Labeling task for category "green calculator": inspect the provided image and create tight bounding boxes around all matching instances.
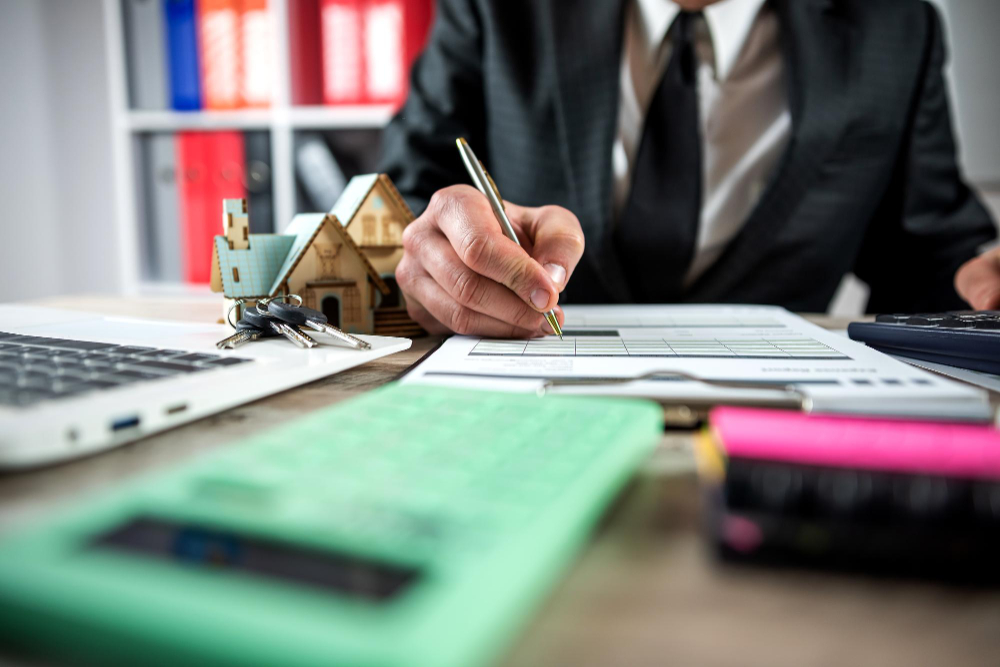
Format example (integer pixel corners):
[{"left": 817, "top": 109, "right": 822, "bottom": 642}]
[{"left": 0, "top": 384, "right": 662, "bottom": 667}]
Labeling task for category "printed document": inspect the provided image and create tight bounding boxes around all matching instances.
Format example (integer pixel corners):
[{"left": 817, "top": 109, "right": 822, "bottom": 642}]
[{"left": 402, "top": 305, "right": 988, "bottom": 418}]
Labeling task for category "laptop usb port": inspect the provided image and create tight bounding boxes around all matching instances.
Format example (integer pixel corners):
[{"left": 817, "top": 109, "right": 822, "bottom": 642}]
[{"left": 110, "top": 416, "right": 141, "bottom": 432}]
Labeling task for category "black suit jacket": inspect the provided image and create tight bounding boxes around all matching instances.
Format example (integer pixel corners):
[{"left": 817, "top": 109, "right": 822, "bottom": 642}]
[{"left": 378, "top": 0, "right": 996, "bottom": 311}]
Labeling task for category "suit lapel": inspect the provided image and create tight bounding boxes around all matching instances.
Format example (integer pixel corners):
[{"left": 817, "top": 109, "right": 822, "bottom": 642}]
[
  {"left": 546, "top": 0, "right": 632, "bottom": 302},
  {"left": 685, "top": 0, "right": 856, "bottom": 302}
]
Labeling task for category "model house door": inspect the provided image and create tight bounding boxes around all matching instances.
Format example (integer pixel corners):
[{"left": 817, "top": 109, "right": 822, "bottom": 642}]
[
  {"left": 379, "top": 275, "right": 401, "bottom": 309},
  {"left": 321, "top": 295, "right": 341, "bottom": 327}
]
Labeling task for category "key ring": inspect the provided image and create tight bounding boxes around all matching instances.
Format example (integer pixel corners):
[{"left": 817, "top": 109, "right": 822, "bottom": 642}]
[
  {"left": 259, "top": 293, "right": 303, "bottom": 308},
  {"left": 226, "top": 298, "right": 248, "bottom": 329}
]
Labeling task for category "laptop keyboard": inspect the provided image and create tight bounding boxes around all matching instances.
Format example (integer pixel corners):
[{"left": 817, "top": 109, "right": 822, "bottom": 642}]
[{"left": 0, "top": 331, "right": 252, "bottom": 408}]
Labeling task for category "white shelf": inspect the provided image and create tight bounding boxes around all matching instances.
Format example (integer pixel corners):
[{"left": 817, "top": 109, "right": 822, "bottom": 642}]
[
  {"left": 288, "top": 104, "right": 396, "bottom": 129},
  {"left": 125, "top": 109, "right": 274, "bottom": 131},
  {"left": 125, "top": 105, "right": 395, "bottom": 132}
]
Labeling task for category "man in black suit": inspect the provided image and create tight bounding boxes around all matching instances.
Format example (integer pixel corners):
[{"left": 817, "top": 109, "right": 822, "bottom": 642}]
[{"left": 379, "top": 0, "right": 999, "bottom": 337}]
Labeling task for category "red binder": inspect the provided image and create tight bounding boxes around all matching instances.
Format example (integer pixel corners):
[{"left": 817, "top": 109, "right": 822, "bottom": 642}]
[
  {"left": 240, "top": 0, "right": 273, "bottom": 107},
  {"left": 363, "top": 0, "right": 406, "bottom": 105},
  {"left": 289, "top": 0, "right": 324, "bottom": 105},
  {"left": 320, "top": 0, "right": 434, "bottom": 107},
  {"left": 178, "top": 132, "right": 246, "bottom": 283},
  {"left": 403, "top": 0, "right": 434, "bottom": 68},
  {"left": 198, "top": 0, "right": 242, "bottom": 109},
  {"left": 320, "top": 0, "right": 365, "bottom": 105}
]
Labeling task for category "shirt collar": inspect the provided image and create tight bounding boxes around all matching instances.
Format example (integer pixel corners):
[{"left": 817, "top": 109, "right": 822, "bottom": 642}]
[{"left": 634, "top": 0, "right": 770, "bottom": 81}]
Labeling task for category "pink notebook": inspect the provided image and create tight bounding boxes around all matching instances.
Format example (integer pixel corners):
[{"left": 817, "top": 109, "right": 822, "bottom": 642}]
[{"left": 709, "top": 407, "right": 1000, "bottom": 480}]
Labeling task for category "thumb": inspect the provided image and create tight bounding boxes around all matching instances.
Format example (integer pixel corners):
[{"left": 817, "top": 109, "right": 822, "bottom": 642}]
[{"left": 507, "top": 204, "right": 586, "bottom": 293}]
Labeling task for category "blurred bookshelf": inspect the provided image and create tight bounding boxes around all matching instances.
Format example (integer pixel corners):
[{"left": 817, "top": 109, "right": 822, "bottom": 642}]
[{"left": 103, "top": 0, "right": 431, "bottom": 293}]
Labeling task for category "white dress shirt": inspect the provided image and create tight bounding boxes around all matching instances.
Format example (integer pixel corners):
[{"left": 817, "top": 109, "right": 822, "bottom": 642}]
[{"left": 612, "top": 0, "right": 791, "bottom": 284}]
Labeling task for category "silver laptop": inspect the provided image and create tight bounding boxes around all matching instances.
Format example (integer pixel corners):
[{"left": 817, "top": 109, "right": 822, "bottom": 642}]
[{"left": 0, "top": 305, "right": 411, "bottom": 469}]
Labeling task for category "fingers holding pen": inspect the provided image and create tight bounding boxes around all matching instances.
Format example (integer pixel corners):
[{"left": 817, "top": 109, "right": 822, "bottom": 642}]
[
  {"left": 403, "top": 223, "right": 549, "bottom": 332},
  {"left": 396, "top": 184, "right": 579, "bottom": 337},
  {"left": 427, "top": 186, "right": 561, "bottom": 313},
  {"left": 397, "top": 254, "right": 543, "bottom": 338}
]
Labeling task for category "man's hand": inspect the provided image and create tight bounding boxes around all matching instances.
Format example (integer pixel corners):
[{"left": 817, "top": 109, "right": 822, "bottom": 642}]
[
  {"left": 956, "top": 247, "right": 1000, "bottom": 310},
  {"left": 397, "top": 185, "right": 585, "bottom": 337}
]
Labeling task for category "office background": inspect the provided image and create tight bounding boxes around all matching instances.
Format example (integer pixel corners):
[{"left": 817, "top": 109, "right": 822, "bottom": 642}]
[{"left": 1, "top": 0, "right": 997, "bottom": 313}]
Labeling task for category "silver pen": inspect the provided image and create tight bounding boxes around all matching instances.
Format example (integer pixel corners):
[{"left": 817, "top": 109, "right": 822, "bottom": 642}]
[{"left": 455, "top": 137, "right": 564, "bottom": 339}]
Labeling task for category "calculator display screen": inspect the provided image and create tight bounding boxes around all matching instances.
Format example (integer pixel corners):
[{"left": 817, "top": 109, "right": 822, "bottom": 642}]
[{"left": 91, "top": 517, "right": 419, "bottom": 601}]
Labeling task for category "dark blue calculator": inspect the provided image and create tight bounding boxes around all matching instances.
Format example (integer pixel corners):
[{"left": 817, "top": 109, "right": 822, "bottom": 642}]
[{"left": 848, "top": 311, "right": 1000, "bottom": 375}]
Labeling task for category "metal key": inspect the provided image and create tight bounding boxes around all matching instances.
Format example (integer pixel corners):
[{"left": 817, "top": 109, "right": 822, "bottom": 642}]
[
  {"left": 228, "top": 320, "right": 278, "bottom": 349},
  {"left": 243, "top": 307, "right": 318, "bottom": 349},
  {"left": 216, "top": 320, "right": 268, "bottom": 349},
  {"left": 267, "top": 301, "right": 371, "bottom": 350}
]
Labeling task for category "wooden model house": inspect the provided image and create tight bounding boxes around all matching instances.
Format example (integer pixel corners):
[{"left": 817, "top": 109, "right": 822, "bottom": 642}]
[
  {"left": 209, "top": 174, "right": 422, "bottom": 336},
  {"left": 330, "top": 174, "right": 417, "bottom": 335}
]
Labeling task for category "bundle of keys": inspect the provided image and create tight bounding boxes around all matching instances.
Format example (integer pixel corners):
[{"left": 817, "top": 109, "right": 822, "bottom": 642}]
[{"left": 216, "top": 296, "right": 371, "bottom": 351}]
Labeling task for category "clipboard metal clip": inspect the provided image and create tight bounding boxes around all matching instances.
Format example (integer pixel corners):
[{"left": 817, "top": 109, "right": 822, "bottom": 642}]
[{"left": 536, "top": 371, "right": 813, "bottom": 427}]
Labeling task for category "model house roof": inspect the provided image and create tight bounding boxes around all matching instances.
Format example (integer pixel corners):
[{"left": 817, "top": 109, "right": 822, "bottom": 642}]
[
  {"left": 268, "top": 213, "right": 327, "bottom": 295},
  {"left": 267, "top": 214, "right": 391, "bottom": 296},
  {"left": 330, "top": 173, "right": 414, "bottom": 227},
  {"left": 214, "top": 234, "right": 295, "bottom": 298}
]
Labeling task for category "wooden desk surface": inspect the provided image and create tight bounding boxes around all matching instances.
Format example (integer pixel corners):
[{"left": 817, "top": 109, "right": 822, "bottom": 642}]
[{"left": 3, "top": 296, "right": 999, "bottom": 667}]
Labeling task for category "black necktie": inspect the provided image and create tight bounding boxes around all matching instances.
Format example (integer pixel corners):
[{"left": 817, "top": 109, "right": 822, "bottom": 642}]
[{"left": 614, "top": 11, "right": 702, "bottom": 303}]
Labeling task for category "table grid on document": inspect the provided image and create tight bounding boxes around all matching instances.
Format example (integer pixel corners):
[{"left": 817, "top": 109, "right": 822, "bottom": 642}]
[
  {"left": 560, "top": 316, "right": 784, "bottom": 327},
  {"left": 469, "top": 337, "right": 849, "bottom": 359}
]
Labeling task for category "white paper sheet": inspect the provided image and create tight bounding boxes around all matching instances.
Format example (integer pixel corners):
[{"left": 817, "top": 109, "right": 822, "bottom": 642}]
[{"left": 402, "top": 305, "right": 990, "bottom": 420}]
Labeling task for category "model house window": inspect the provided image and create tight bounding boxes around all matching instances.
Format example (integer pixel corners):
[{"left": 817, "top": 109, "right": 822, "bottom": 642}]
[
  {"left": 344, "top": 286, "right": 362, "bottom": 322},
  {"left": 362, "top": 215, "right": 377, "bottom": 245},
  {"left": 381, "top": 216, "right": 401, "bottom": 245}
]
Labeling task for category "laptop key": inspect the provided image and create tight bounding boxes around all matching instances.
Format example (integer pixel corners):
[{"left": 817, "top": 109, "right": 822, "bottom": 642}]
[
  {"left": 52, "top": 355, "right": 87, "bottom": 366},
  {"left": 121, "top": 360, "right": 206, "bottom": 374},
  {"left": 95, "top": 370, "right": 165, "bottom": 384},
  {"left": 171, "top": 353, "right": 226, "bottom": 364},
  {"left": 206, "top": 356, "right": 252, "bottom": 367},
  {"left": 114, "top": 346, "right": 156, "bottom": 355},
  {"left": 24, "top": 338, "right": 118, "bottom": 351},
  {"left": 21, "top": 363, "right": 60, "bottom": 376},
  {"left": 133, "top": 349, "right": 187, "bottom": 358},
  {"left": 74, "top": 379, "right": 124, "bottom": 390}
]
